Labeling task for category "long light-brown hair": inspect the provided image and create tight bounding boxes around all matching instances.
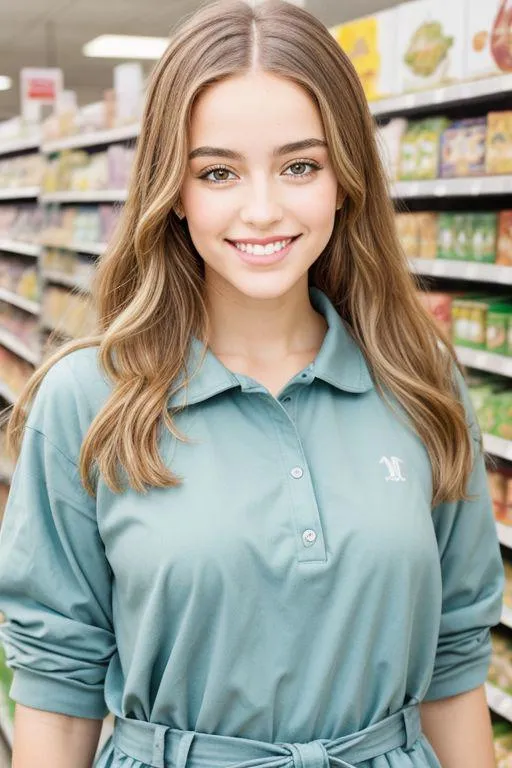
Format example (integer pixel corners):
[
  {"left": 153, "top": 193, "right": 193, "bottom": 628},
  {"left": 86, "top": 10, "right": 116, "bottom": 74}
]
[{"left": 2, "top": 0, "right": 473, "bottom": 506}]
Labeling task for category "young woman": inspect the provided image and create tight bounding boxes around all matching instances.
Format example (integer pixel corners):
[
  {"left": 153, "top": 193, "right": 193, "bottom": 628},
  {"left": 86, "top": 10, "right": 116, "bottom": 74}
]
[{"left": 0, "top": 1, "right": 504, "bottom": 766}]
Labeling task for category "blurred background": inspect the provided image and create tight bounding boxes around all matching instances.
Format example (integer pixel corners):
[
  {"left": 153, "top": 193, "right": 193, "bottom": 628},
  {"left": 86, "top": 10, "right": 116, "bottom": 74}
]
[{"left": 2, "top": 0, "right": 512, "bottom": 765}]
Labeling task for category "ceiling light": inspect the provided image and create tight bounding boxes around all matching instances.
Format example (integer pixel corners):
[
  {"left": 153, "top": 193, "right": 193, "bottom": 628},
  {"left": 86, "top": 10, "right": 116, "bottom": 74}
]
[
  {"left": 0, "top": 76, "right": 12, "bottom": 91},
  {"left": 83, "top": 35, "right": 169, "bottom": 60}
]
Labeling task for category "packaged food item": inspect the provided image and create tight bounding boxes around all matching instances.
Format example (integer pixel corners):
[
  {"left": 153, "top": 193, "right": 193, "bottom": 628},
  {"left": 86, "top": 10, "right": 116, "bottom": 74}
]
[
  {"left": 452, "top": 296, "right": 489, "bottom": 348},
  {"left": 487, "top": 304, "right": 512, "bottom": 353},
  {"left": 453, "top": 214, "right": 470, "bottom": 260},
  {"left": 469, "top": 212, "right": 498, "bottom": 262},
  {"left": 498, "top": 211, "right": 512, "bottom": 266},
  {"left": 377, "top": 118, "right": 408, "bottom": 182},
  {"left": 467, "top": 0, "right": 512, "bottom": 79},
  {"left": 440, "top": 118, "right": 487, "bottom": 177},
  {"left": 330, "top": 8, "right": 399, "bottom": 101},
  {"left": 486, "top": 111, "right": 512, "bottom": 174},
  {"left": 397, "top": 0, "right": 467, "bottom": 93},
  {"left": 395, "top": 213, "right": 419, "bottom": 258},
  {"left": 398, "top": 117, "right": 450, "bottom": 180},
  {"left": 417, "top": 291, "right": 454, "bottom": 336},
  {"left": 417, "top": 212, "right": 438, "bottom": 259},
  {"left": 437, "top": 212, "right": 456, "bottom": 259}
]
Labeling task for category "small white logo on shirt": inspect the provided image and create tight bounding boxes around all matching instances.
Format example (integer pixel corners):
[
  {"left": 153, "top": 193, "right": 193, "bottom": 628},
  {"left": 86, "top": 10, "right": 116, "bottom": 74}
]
[{"left": 380, "top": 456, "right": 406, "bottom": 482}]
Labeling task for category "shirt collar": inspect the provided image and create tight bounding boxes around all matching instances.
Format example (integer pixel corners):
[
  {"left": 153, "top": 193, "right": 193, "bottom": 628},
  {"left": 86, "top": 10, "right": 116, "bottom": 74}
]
[{"left": 167, "top": 287, "right": 373, "bottom": 408}]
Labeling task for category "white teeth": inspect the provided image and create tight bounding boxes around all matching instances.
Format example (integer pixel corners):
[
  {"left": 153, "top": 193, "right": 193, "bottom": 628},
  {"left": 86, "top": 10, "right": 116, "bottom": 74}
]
[{"left": 233, "top": 238, "right": 292, "bottom": 255}]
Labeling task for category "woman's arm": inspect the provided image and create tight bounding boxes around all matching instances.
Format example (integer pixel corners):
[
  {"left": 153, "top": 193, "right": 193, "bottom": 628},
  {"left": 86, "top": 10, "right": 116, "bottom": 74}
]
[
  {"left": 12, "top": 703, "right": 102, "bottom": 768},
  {"left": 420, "top": 685, "right": 495, "bottom": 768}
]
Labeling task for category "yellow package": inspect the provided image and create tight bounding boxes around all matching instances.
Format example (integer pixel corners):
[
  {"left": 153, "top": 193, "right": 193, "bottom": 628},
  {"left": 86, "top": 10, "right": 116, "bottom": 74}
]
[{"left": 486, "top": 112, "right": 512, "bottom": 176}]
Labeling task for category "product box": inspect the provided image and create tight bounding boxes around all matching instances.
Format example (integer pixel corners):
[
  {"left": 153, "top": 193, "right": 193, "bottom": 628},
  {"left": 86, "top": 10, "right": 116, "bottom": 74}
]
[
  {"left": 398, "top": 117, "right": 450, "bottom": 180},
  {"left": 486, "top": 111, "right": 512, "bottom": 174},
  {"left": 440, "top": 117, "right": 487, "bottom": 178},
  {"left": 467, "top": 0, "right": 512, "bottom": 80},
  {"left": 487, "top": 304, "right": 512, "bottom": 353},
  {"left": 397, "top": 0, "right": 467, "bottom": 93},
  {"left": 417, "top": 290, "right": 454, "bottom": 336},
  {"left": 377, "top": 118, "right": 408, "bottom": 182},
  {"left": 330, "top": 8, "right": 399, "bottom": 101},
  {"left": 498, "top": 210, "right": 512, "bottom": 265},
  {"left": 417, "top": 212, "right": 438, "bottom": 259},
  {"left": 469, "top": 212, "right": 498, "bottom": 262},
  {"left": 396, "top": 213, "right": 419, "bottom": 258}
]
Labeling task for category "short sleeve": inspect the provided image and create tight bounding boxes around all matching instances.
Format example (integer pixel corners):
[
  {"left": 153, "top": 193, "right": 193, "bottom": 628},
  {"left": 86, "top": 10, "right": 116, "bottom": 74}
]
[
  {"left": 423, "top": 365, "right": 505, "bottom": 701},
  {"left": 0, "top": 358, "right": 116, "bottom": 719}
]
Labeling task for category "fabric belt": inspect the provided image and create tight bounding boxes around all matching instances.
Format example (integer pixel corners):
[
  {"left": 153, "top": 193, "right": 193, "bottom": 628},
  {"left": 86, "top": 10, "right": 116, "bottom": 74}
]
[{"left": 112, "top": 702, "right": 421, "bottom": 768}]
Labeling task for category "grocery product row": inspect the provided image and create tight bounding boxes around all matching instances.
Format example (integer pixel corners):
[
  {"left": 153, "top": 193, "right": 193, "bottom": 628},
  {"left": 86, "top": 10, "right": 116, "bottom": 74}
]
[
  {"left": 330, "top": 0, "right": 512, "bottom": 102},
  {"left": 396, "top": 210, "right": 512, "bottom": 265},
  {"left": 0, "top": 154, "right": 44, "bottom": 192},
  {"left": 42, "top": 144, "right": 135, "bottom": 194},
  {"left": 379, "top": 111, "right": 512, "bottom": 184}
]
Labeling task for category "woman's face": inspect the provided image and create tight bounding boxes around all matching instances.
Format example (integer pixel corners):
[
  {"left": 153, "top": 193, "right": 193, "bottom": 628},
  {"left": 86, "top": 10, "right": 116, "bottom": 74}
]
[{"left": 179, "top": 71, "right": 341, "bottom": 302}]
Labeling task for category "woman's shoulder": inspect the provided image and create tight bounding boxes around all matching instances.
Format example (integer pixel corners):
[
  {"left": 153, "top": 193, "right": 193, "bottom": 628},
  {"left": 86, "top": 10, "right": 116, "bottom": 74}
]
[{"left": 25, "top": 345, "right": 114, "bottom": 461}]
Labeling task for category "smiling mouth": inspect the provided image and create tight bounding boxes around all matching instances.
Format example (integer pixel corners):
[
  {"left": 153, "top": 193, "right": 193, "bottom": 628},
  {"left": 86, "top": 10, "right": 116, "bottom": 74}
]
[{"left": 226, "top": 235, "right": 301, "bottom": 255}]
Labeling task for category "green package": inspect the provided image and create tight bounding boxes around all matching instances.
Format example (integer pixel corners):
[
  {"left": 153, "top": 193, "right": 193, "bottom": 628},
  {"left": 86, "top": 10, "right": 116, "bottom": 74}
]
[
  {"left": 486, "top": 304, "right": 512, "bottom": 355},
  {"left": 437, "top": 212, "right": 456, "bottom": 259},
  {"left": 469, "top": 213, "right": 497, "bottom": 263}
]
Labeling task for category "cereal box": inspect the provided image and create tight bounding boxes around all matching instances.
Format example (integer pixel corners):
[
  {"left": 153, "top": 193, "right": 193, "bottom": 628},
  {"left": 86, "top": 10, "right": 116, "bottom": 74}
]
[
  {"left": 397, "top": 0, "right": 467, "bottom": 93},
  {"left": 486, "top": 111, "right": 512, "bottom": 174},
  {"left": 467, "top": 0, "right": 512, "bottom": 79},
  {"left": 330, "top": 8, "right": 399, "bottom": 101}
]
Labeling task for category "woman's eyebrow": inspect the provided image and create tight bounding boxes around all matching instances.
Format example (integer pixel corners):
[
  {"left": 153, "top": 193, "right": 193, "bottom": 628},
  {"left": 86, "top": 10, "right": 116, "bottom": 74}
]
[{"left": 188, "top": 138, "right": 327, "bottom": 161}]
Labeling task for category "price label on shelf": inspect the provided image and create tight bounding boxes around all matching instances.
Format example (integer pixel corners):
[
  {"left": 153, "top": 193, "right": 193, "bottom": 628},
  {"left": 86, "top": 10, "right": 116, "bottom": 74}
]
[
  {"left": 434, "top": 184, "right": 447, "bottom": 197},
  {"left": 470, "top": 181, "right": 482, "bottom": 196}
]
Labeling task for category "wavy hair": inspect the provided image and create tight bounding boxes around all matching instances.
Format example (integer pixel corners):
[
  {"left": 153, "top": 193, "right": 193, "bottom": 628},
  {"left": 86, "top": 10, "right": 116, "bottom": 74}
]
[{"left": 2, "top": 0, "right": 473, "bottom": 507}]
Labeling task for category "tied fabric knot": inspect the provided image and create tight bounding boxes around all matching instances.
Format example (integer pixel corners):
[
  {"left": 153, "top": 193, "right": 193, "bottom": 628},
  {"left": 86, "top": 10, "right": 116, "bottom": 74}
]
[{"left": 286, "top": 740, "right": 330, "bottom": 768}]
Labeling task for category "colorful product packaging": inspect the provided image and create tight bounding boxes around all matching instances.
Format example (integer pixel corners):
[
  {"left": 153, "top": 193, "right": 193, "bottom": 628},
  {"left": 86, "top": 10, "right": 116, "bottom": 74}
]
[
  {"left": 466, "top": 0, "right": 512, "bottom": 79},
  {"left": 486, "top": 111, "right": 512, "bottom": 174},
  {"left": 498, "top": 210, "right": 512, "bottom": 266},
  {"left": 396, "top": 0, "right": 467, "bottom": 93},
  {"left": 487, "top": 304, "right": 512, "bottom": 353},
  {"left": 440, "top": 117, "right": 487, "bottom": 177},
  {"left": 330, "top": 8, "right": 399, "bottom": 101},
  {"left": 470, "top": 212, "right": 498, "bottom": 262},
  {"left": 398, "top": 117, "right": 450, "bottom": 180}
]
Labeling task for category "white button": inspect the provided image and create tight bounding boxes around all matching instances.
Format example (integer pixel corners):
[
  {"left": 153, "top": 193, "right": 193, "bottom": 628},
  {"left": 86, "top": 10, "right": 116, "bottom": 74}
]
[
  {"left": 290, "top": 467, "right": 303, "bottom": 479},
  {"left": 302, "top": 529, "right": 317, "bottom": 545}
]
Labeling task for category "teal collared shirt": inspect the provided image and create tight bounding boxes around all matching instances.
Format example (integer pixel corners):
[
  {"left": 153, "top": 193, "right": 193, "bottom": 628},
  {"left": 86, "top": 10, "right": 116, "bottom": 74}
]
[{"left": 0, "top": 287, "right": 504, "bottom": 768}]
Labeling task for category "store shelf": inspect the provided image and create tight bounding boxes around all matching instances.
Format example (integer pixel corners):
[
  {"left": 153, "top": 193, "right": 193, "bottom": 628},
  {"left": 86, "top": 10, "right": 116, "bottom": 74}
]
[
  {"left": 42, "top": 123, "right": 140, "bottom": 154},
  {"left": 0, "top": 187, "right": 39, "bottom": 201},
  {"left": 410, "top": 259, "right": 512, "bottom": 284},
  {"left": 0, "top": 328, "right": 39, "bottom": 366},
  {"left": 371, "top": 73, "right": 512, "bottom": 118},
  {"left": 40, "top": 189, "right": 127, "bottom": 203},
  {"left": 486, "top": 682, "right": 512, "bottom": 723},
  {"left": 0, "top": 239, "right": 40, "bottom": 258},
  {"left": 41, "top": 240, "right": 106, "bottom": 256},
  {"left": 455, "top": 346, "right": 512, "bottom": 378},
  {"left": 0, "top": 136, "right": 39, "bottom": 158},
  {"left": 42, "top": 270, "right": 91, "bottom": 292},
  {"left": 391, "top": 176, "right": 512, "bottom": 199},
  {"left": 0, "top": 288, "right": 39, "bottom": 315},
  {"left": 0, "top": 380, "right": 15, "bottom": 405},
  {"left": 484, "top": 434, "right": 512, "bottom": 462}
]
